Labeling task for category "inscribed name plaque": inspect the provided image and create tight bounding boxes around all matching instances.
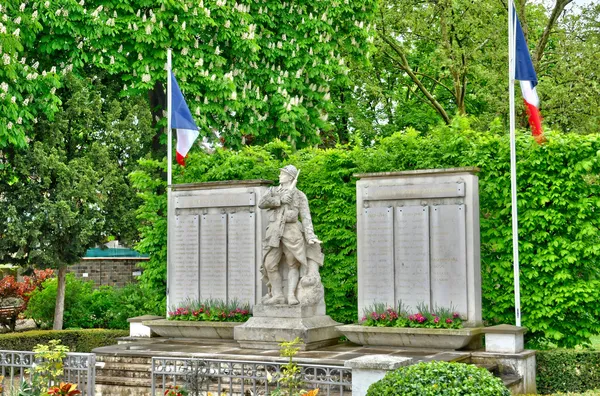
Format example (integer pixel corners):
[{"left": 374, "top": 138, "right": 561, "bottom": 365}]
[
  {"left": 227, "top": 212, "right": 256, "bottom": 303},
  {"left": 394, "top": 206, "right": 430, "bottom": 311},
  {"left": 430, "top": 205, "right": 467, "bottom": 315},
  {"left": 199, "top": 213, "right": 227, "bottom": 300},
  {"left": 171, "top": 215, "right": 199, "bottom": 307},
  {"left": 361, "top": 207, "right": 395, "bottom": 308}
]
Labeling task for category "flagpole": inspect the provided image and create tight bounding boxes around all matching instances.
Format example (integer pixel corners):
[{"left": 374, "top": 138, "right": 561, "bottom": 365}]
[
  {"left": 508, "top": 1, "right": 522, "bottom": 327},
  {"left": 166, "top": 48, "right": 172, "bottom": 315}
]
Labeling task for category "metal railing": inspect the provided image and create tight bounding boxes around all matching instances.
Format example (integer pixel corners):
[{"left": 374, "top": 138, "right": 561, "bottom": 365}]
[
  {"left": 0, "top": 350, "right": 96, "bottom": 395},
  {"left": 151, "top": 357, "right": 352, "bottom": 396}
]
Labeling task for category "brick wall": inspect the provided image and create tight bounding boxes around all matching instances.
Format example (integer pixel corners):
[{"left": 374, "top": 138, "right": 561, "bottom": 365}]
[{"left": 68, "top": 258, "right": 148, "bottom": 288}]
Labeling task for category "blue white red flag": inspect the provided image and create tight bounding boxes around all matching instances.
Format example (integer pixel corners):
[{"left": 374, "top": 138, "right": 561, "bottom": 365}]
[
  {"left": 170, "top": 72, "right": 199, "bottom": 165},
  {"left": 513, "top": 10, "right": 543, "bottom": 137}
]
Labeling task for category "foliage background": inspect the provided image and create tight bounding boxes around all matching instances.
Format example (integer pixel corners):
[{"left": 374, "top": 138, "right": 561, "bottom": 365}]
[{"left": 134, "top": 120, "right": 600, "bottom": 347}]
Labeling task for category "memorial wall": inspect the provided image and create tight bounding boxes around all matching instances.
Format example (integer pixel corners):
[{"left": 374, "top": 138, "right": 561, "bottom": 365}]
[
  {"left": 356, "top": 168, "right": 482, "bottom": 326},
  {"left": 167, "top": 180, "right": 271, "bottom": 311}
]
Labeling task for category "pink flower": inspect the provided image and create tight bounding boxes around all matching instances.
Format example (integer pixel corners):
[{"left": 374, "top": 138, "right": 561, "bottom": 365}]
[
  {"left": 380, "top": 314, "right": 386, "bottom": 320},
  {"left": 361, "top": 316, "right": 367, "bottom": 322},
  {"left": 434, "top": 317, "right": 440, "bottom": 324},
  {"left": 453, "top": 312, "right": 460, "bottom": 319},
  {"left": 446, "top": 318, "right": 453, "bottom": 324}
]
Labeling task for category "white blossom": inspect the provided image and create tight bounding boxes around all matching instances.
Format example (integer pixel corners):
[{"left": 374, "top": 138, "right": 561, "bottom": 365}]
[
  {"left": 77, "top": 41, "right": 84, "bottom": 49},
  {"left": 138, "top": 53, "right": 143, "bottom": 61},
  {"left": 16, "top": 117, "right": 22, "bottom": 124},
  {"left": 13, "top": 28, "right": 20, "bottom": 37},
  {"left": 0, "top": 23, "right": 5, "bottom": 34},
  {"left": 14, "top": 17, "right": 21, "bottom": 24},
  {"left": 31, "top": 10, "right": 38, "bottom": 19},
  {"left": 181, "top": 21, "right": 186, "bottom": 30},
  {"left": 50, "top": 66, "right": 56, "bottom": 73},
  {"left": 23, "top": 98, "right": 29, "bottom": 106},
  {"left": 118, "top": 45, "right": 123, "bottom": 53},
  {"left": 19, "top": 3, "right": 26, "bottom": 12},
  {"left": 0, "top": 82, "right": 7, "bottom": 92},
  {"left": 181, "top": 47, "right": 188, "bottom": 56},
  {"left": 224, "top": 20, "right": 230, "bottom": 28},
  {"left": 7, "top": 122, "right": 12, "bottom": 130},
  {"left": 2, "top": 54, "right": 10, "bottom": 65},
  {"left": 11, "top": 96, "right": 16, "bottom": 103},
  {"left": 44, "top": 1, "right": 50, "bottom": 7},
  {"left": 231, "top": 91, "right": 237, "bottom": 100},
  {"left": 215, "top": 46, "right": 221, "bottom": 55},
  {"left": 145, "top": 24, "right": 152, "bottom": 35},
  {"left": 110, "top": 56, "right": 115, "bottom": 64},
  {"left": 141, "top": 73, "right": 151, "bottom": 83}
]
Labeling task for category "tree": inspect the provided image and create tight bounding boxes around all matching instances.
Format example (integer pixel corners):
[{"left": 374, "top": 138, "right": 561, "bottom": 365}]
[
  {"left": 535, "top": 2, "right": 600, "bottom": 134},
  {"left": 0, "top": 74, "right": 153, "bottom": 329},
  {"left": 0, "top": 1, "right": 60, "bottom": 151},
  {"left": 26, "top": 0, "right": 376, "bottom": 150}
]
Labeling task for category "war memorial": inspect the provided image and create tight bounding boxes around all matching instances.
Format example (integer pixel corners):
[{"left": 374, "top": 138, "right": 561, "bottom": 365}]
[{"left": 93, "top": 166, "right": 536, "bottom": 395}]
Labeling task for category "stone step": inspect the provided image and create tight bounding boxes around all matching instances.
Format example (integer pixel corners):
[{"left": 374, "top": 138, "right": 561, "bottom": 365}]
[
  {"left": 475, "top": 362, "right": 499, "bottom": 374},
  {"left": 96, "top": 354, "right": 152, "bottom": 365},
  {"left": 95, "top": 375, "right": 152, "bottom": 388},
  {"left": 96, "top": 363, "right": 152, "bottom": 380},
  {"left": 501, "top": 374, "right": 522, "bottom": 389}
]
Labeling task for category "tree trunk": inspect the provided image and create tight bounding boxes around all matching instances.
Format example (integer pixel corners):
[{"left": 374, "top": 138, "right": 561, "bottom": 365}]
[
  {"left": 533, "top": 0, "right": 574, "bottom": 69},
  {"left": 53, "top": 266, "right": 67, "bottom": 330}
]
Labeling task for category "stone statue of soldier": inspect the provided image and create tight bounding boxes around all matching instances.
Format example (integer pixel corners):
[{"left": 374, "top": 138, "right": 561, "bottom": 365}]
[{"left": 259, "top": 165, "right": 324, "bottom": 306}]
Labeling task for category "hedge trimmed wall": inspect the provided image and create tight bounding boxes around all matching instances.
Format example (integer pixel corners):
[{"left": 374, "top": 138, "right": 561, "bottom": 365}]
[
  {"left": 132, "top": 122, "right": 600, "bottom": 347},
  {"left": 537, "top": 350, "right": 600, "bottom": 394},
  {"left": 0, "top": 329, "right": 128, "bottom": 352}
]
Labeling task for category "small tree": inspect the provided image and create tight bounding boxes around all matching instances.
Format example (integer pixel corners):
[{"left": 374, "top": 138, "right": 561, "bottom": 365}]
[{"left": 0, "top": 74, "right": 153, "bottom": 329}]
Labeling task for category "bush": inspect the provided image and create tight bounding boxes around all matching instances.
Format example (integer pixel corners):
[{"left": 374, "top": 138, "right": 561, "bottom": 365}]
[
  {"left": 132, "top": 121, "right": 600, "bottom": 346},
  {"left": 26, "top": 274, "right": 155, "bottom": 329},
  {"left": 537, "top": 350, "right": 600, "bottom": 395},
  {"left": 0, "top": 329, "right": 127, "bottom": 352},
  {"left": 366, "top": 361, "right": 510, "bottom": 396}
]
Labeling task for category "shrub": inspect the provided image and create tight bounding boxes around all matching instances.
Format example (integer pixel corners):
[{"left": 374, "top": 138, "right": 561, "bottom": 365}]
[
  {"left": 0, "top": 329, "right": 127, "bottom": 352},
  {"left": 366, "top": 361, "right": 510, "bottom": 396},
  {"left": 25, "top": 274, "right": 94, "bottom": 329},
  {"left": 537, "top": 350, "right": 600, "bottom": 395},
  {"left": 26, "top": 275, "right": 156, "bottom": 330},
  {"left": 133, "top": 123, "right": 600, "bottom": 346}
]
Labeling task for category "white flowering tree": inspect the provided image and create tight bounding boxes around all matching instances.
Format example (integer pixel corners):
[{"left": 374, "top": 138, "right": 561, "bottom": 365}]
[
  {"left": 29, "top": 0, "right": 375, "bottom": 149},
  {"left": 0, "top": 2, "right": 60, "bottom": 151}
]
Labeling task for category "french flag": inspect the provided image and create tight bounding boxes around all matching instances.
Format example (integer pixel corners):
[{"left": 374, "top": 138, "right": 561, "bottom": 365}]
[
  {"left": 514, "top": 10, "right": 543, "bottom": 137},
  {"left": 170, "top": 72, "right": 199, "bottom": 166}
]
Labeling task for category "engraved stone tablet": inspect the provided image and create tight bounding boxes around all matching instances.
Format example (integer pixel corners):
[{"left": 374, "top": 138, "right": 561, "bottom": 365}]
[
  {"left": 228, "top": 212, "right": 256, "bottom": 304},
  {"left": 364, "top": 183, "right": 465, "bottom": 201},
  {"left": 361, "top": 207, "right": 395, "bottom": 309},
  {"left": 430, "top": 205, "right": 467, "bottom": 315},
  {"left": 177, "top": 192, "right": 255, "bottom": 209},
  {"left": 171, "top": 215, "right": 199, "bottom": 308},
  {"left": 199, "top": 213, "right": 227, "bottom": 300},
  {"left": 395, "top": 206, "right": 430, "bottom": 312}
]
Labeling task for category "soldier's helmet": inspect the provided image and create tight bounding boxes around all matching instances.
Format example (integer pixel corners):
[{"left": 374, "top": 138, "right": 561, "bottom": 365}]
[{"left": 279, "top": 164, "right": 298, "bottom": 179}]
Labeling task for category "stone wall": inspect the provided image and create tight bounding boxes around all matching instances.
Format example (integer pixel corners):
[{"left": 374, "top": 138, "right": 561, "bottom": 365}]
[{"left": 68, "top": 258, "right": 147, "bottom": 288}]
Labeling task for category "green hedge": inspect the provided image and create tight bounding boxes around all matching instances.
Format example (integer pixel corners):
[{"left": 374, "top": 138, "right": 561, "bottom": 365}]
[
  {"left": 537, "top": 350, "right": 600, "bottom": 395},
  {"left": 0, "top": 329, "right": 128, "bottom": 352},
  {"left": 132, "top": 119, "right": 600, "bottom": 347}
]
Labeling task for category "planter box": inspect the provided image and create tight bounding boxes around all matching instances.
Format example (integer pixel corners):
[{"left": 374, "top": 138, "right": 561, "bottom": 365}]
[
  {"left": 336, "top": 324, "right": 483, "bottom": 350},
  {"left": 143, "top": 319, "right": 242, "bottom": 339}
]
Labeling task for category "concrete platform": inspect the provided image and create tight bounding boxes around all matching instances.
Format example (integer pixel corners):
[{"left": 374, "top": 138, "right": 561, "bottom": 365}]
[{"left": 93, "top": 337, "right": 471, "bottom": 366}]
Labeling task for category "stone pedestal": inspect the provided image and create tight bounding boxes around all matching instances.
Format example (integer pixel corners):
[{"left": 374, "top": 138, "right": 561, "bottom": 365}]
[
  {"left": 484, "top": 324, "right": 526, "bottom": 353},
  {"left": 345, "top": 355, "right": 413, "bottom": 396},
  {"left": 234, "top": 303, "right": 341, "bottom": 350}
]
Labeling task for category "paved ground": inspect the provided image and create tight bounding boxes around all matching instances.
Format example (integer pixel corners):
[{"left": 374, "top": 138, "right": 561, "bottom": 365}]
[{"left": 93, "top": 337, "right": 470, "bottom": 366}]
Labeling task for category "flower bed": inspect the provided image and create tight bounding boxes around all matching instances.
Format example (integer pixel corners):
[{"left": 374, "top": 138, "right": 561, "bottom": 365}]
[
  {"left": 168, "top": 298, "right": 251, "bottom": 322},
  {"left": 360, "top": 302, "right": 463, "bottom": 329}
]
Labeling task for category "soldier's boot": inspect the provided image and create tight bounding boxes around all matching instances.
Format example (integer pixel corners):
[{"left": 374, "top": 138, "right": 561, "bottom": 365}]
[
  {"left": 287, "top": 268, "right": 300, "bottom": 305},
  {"left": 264, "top": 273, "right": 286, "bottom": 305}
]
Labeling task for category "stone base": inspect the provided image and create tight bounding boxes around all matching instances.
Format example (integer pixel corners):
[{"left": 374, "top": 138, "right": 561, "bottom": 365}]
[
  {"left": 234, "top": 304, "right": 341, "bottom": 350},
  {"left": 336, "top": 324, "right": 483, "bottom": 350},
  {"left": 143, "top": 319, "right": 241, "bottom": 339}
]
